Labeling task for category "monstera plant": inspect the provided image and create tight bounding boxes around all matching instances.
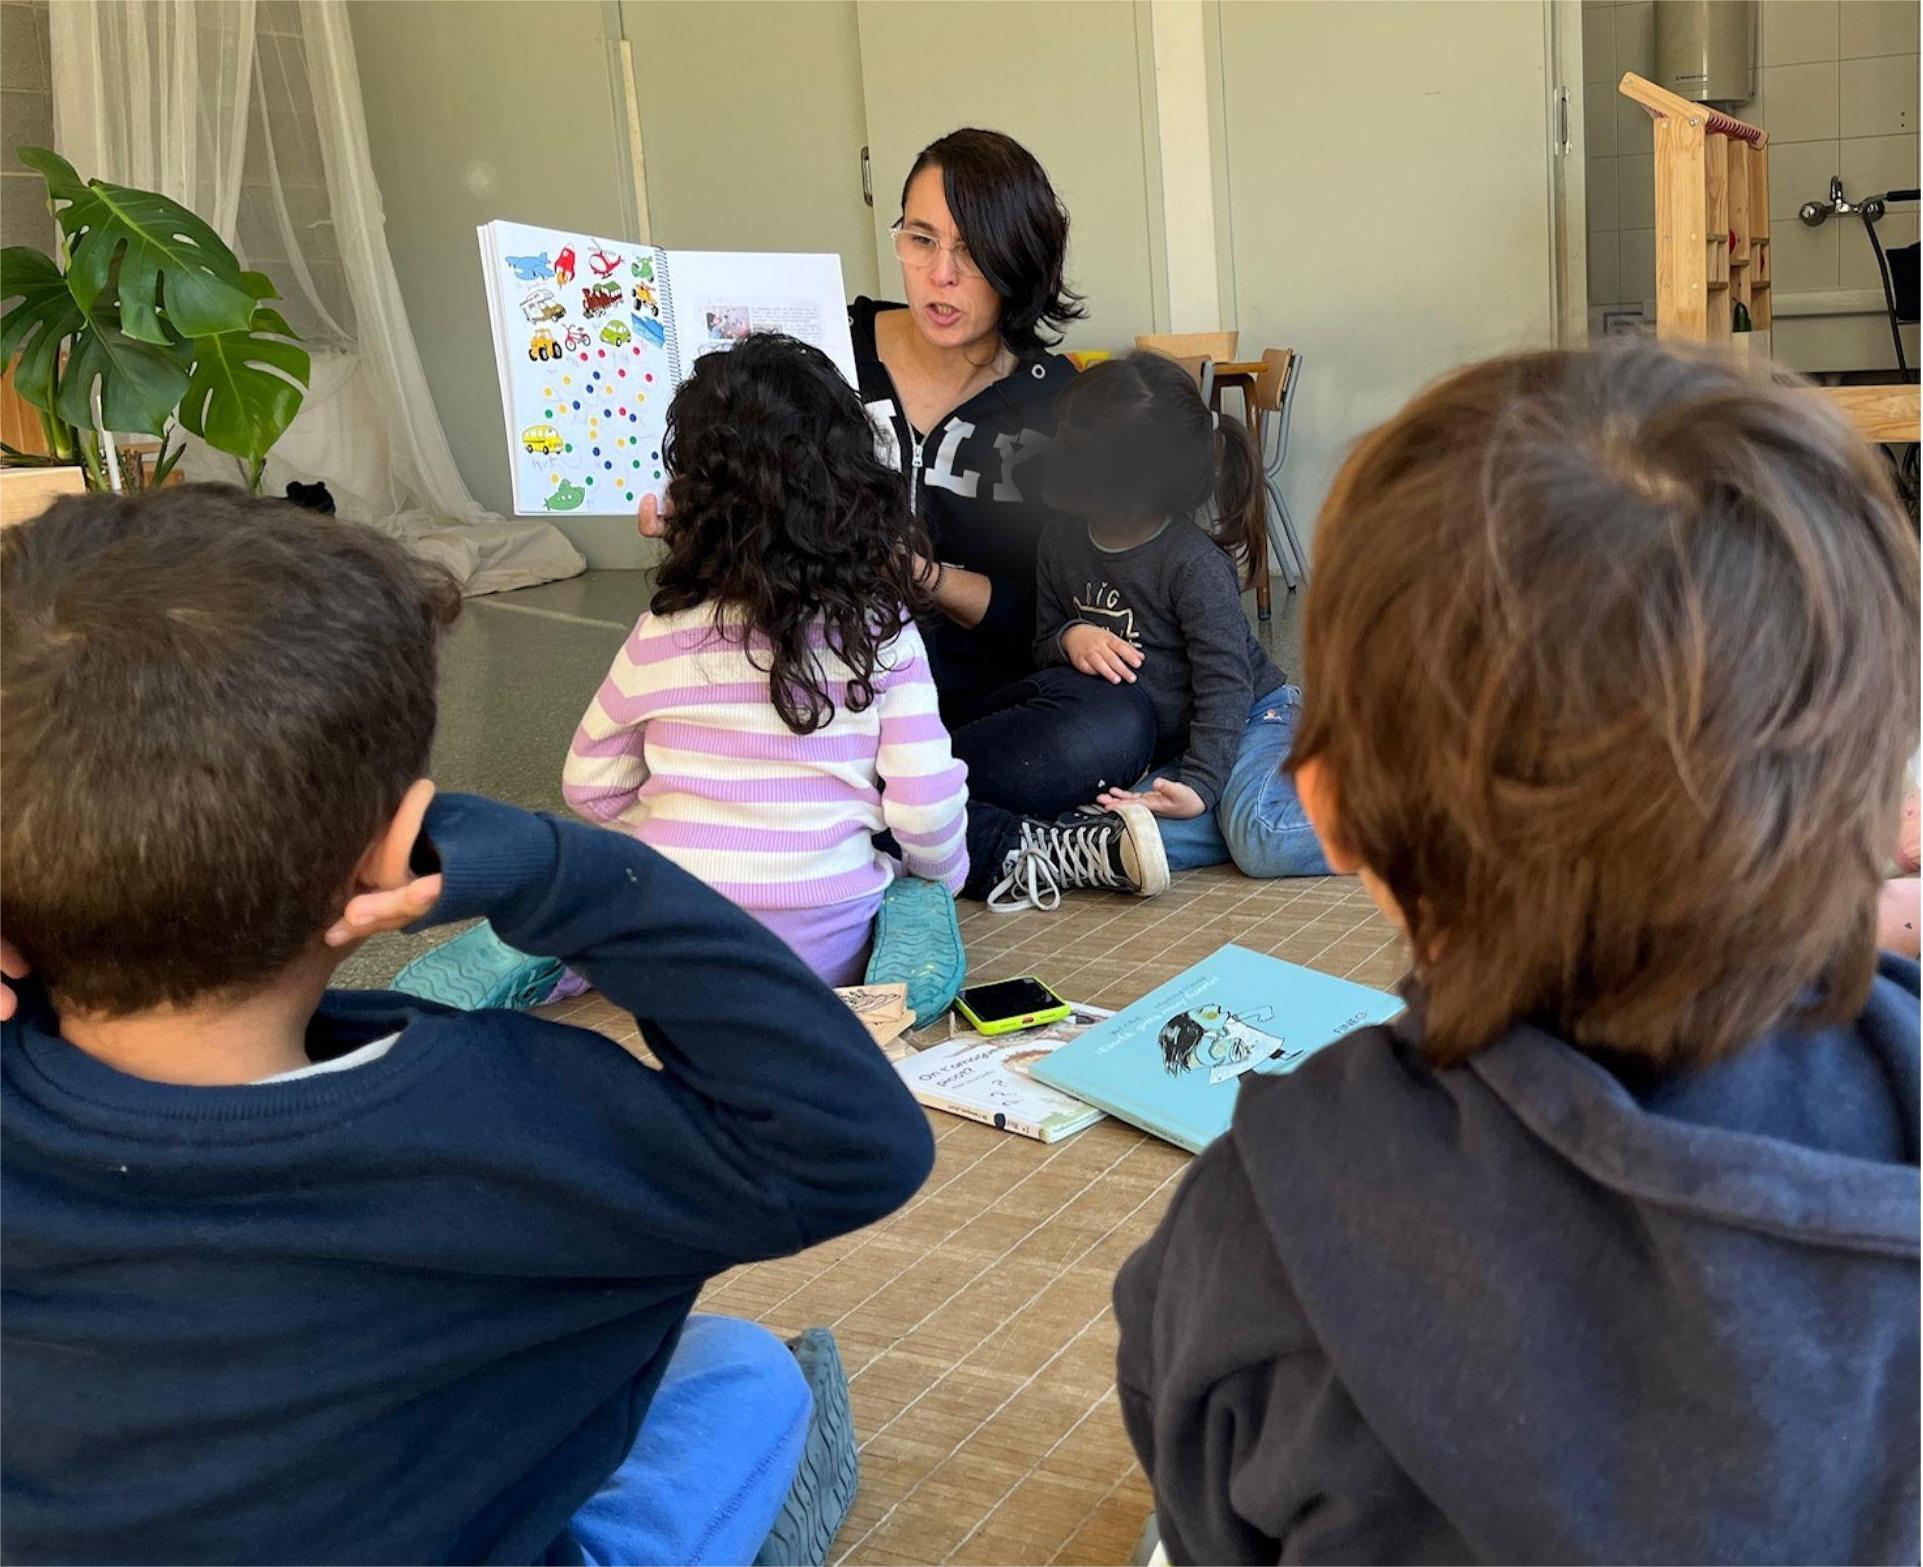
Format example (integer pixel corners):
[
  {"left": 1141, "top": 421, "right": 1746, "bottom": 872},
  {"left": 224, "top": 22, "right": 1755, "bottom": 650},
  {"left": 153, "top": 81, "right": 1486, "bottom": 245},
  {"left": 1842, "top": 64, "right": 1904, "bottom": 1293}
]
[{"left": 0, "top": 147, "right": 309, "bottom": 492}]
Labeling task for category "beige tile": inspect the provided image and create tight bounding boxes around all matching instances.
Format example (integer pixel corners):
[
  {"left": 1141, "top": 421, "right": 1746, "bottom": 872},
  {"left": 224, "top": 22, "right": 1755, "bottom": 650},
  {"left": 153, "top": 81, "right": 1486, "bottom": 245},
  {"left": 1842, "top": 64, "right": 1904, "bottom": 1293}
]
[
  {"left": 1839, "top": 0, "right": 1920, "bottom": 58},
  {"left": 1762, "top": 0, "right": 1840, "bottom": 66},
  {"left": 1620, "top": 226, "right": 1658, "bottom": 304},
  {"left": 1585, "top": 79, "right": 1619, "bottom": 157},
  {"left": 1768, "top": 138, "right": 1842, "bottom": 217},
  {"left": 1839, "top": 53, "right": 1917, "bottom": 137},
  {"left": 1761, "top": 59, "right": 1843, "bottom": 141},
  {"left": 1583, "top": 2, "right": 1617, "bottom": 84},
  {"left": 1839, "top": 131, "right": 1920, "bottom": 195},
  {"left": 1615, "top": 0, "right": 1655, "bottom": 77},
  {"left": 1619, "top": 152, "right": 1656, "bottom": 228},
  {"left": 1773, "top": 210, "right": 1844, "bottom": 286},
  {"left": 1842, "top": 210, "right": 1920, "bottom": 287}
]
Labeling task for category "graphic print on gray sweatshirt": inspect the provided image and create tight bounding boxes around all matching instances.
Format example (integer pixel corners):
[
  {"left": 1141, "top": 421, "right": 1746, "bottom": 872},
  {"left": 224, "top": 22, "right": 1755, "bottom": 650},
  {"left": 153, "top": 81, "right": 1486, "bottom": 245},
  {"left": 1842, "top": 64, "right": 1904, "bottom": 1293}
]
[{"left": 1032, "top": 519, "right": 1283, "bottom": 809}]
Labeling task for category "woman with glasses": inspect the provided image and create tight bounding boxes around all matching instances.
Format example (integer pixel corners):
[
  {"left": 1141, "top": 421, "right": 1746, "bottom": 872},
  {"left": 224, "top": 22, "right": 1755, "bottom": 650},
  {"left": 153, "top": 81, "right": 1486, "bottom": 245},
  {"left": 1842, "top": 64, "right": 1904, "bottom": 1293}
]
[{"left": 852, "top": 129, "right": 1170, "bottom": 909}]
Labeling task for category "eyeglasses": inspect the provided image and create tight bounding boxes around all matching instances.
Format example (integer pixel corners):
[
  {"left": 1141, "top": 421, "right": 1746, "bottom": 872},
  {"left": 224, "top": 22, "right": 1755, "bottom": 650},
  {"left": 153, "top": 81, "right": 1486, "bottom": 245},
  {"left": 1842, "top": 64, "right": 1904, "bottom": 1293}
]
[{"left": 891, "top": 223, "right": 984, "bottom": 280}]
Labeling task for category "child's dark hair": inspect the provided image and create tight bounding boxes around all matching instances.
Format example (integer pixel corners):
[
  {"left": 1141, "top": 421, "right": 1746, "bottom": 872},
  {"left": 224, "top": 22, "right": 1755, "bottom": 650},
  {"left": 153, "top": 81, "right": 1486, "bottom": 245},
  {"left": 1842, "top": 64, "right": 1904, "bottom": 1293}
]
[
  {"left": 1045, "top": 352, "right": 1266, "bottom": 585},
  {"left": 902, "top": 128, "right": 1086, "bottom": 353},
  {"left": 0, "top": 485, "right": 463, "bottom": 1015},
  {"left": 1292, "top": 340, "right": 1921, "bottom": 1069},
  {"left": 651, "top": 333, "right": 931, "bottom": 734}
]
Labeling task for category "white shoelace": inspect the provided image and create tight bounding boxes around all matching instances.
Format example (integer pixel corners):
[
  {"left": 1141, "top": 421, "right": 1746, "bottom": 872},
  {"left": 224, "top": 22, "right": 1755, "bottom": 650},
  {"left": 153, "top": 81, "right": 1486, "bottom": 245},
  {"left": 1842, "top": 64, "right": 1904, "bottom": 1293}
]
[{"left": 986, "top": 819, "right": 1126, "bottom": 913}]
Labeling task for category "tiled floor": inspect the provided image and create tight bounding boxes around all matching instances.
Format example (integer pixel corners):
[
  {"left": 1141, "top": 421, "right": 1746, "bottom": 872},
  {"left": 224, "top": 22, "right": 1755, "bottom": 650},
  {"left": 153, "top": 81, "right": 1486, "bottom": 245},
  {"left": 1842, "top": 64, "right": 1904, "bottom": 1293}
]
[
  {"left": 359, "top": 567, "right": 1388, "bottom": 1563},
  {"left": 543, "top": 868, "right": 1405, "bottom": 1566}
]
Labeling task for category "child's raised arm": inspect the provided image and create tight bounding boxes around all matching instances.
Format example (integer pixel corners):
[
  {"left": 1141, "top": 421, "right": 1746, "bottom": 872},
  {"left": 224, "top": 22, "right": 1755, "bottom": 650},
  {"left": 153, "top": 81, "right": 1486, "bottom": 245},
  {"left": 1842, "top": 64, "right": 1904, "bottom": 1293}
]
[
  {"left": 874, "top": 622, "right": 969, "bottom": 894},
  {"left": 561, "top": 612, "right": 657, "bottom": 828}
]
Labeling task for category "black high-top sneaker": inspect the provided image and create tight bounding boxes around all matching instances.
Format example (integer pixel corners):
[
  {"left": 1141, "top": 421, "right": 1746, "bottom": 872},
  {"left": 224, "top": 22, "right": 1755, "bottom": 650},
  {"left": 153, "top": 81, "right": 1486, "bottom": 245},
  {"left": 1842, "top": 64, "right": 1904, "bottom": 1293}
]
[{"left": 986, "top": 802, "right": 1171, "bottom": 913}]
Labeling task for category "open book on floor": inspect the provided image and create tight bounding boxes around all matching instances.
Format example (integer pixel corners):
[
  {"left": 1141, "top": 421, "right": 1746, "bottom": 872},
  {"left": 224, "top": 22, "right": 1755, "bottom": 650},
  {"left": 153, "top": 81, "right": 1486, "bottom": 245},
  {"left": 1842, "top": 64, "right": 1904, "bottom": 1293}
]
[
  {"left": 477, "top": 219, "right": 855, "bottom": 517},
  {"left": 894, "top": 1005, "right": 1112, "bottom": 1143},
  {"left": 1030, "top": 945, "right": 1403, "bottom": 1154}
]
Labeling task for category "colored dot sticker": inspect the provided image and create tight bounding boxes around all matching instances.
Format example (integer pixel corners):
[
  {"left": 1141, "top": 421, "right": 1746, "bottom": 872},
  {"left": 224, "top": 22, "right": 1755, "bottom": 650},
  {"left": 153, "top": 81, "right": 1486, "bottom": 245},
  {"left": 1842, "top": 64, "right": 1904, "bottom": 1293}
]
[
  {"left": 603, "top": 408, "right": 612, "bottom": 417},
  {"left": 617, "top": 368, "right": 626, "bottom": 378},
  {"left": 586, "top": 475, "right": 595, "bottom": 484},
  {"left": 579, "top": 353, "right": 589, "bottom": 362},
  {"left": 572, "top": 400, "right": 580, "bottom": 410},
  {"left": 628, "top": 413, "right": 637, "bottom": 423},
  {"left": 653, "top": 469, "right": 662, "bottom": 479},
  {"left": 604, "top": 461, "right": 613, "bottom": 470},
  {"left": 631, "top": 459, "right": 640, "bottom": 469},
  {"left": 644, "top": 373, "right": 654, "bottom": 383},
  {"left": 624, "top": 491, "right": 634, "bottom": 501},
  {"left": 652, "top": 450, "right": 660, "bottom": 460},
  {"left": 564, "top": 443, "right": 573, "bottom": 453},
  {"left": 598, "top": 349, "right": 606, "bottom": 358},
  {"left": 550, "top": 472, "right": 560, "bottom": 485},
  {"left": 615, "top": 438, "right": 625, "bottom": 449},
  {"left": 543, "top": 408, "right": 553, "bottom": 419},
  {"left": 543, "top": 386, "right": 552, "bottom": 397},
  {"left": 562, "top": 376, "right": 572, "bottom": 386},
  {"left": 592, "top": 446, "right": 601, "bottom": 457}
]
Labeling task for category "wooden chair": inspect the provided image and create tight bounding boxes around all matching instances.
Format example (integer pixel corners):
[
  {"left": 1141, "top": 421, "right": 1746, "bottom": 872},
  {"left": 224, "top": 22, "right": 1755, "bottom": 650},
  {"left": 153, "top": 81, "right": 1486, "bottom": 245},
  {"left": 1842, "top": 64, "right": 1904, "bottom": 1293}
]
[
  {"left": 1170, "top": 354, "right": 1216, "bottom": 404},
  {"left": 1136, "top": 331, "right": 1239, "bottom": 363},
  {"left": 1249, "top": 348, "right": 1308, "bottom": 589}
]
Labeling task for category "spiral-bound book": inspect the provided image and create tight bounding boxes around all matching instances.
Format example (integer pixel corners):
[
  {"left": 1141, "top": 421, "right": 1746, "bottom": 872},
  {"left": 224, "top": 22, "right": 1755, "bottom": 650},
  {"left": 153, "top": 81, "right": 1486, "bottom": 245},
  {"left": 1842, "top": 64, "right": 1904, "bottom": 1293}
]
[{"left": 477, "top": 220, "right": 855, "bottom": 517}]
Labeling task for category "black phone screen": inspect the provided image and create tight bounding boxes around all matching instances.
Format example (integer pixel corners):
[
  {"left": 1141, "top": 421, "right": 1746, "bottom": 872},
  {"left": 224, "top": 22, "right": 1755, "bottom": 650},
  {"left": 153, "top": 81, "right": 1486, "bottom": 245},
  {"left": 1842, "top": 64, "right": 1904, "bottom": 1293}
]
[{"left": 960, "top": 978, "right": 1062, "bottom": 1019}]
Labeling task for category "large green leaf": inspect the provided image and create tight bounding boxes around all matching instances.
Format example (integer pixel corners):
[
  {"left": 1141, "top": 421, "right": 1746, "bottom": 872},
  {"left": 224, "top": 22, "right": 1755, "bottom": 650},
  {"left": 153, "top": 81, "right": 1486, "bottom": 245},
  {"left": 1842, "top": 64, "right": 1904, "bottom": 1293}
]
[
  {"left": 55, "top": 304, "right": 193, "bottom": 437},
  {"left": 16, "top": 146, "right": 253, "bottom": 344},
  {"left": 177, "top": 275, "right": 309, "bottom": 465},
  {"left": 0, "top": 245, "right": 83, "bottom": 414}
]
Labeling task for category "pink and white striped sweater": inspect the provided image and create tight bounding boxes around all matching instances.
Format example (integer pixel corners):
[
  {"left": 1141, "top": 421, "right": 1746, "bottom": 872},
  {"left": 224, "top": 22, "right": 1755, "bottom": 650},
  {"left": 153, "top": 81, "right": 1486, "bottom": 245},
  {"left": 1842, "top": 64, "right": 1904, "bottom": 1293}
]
[{"left": 562, "top": 607, "right": 970, "bottom": 911}]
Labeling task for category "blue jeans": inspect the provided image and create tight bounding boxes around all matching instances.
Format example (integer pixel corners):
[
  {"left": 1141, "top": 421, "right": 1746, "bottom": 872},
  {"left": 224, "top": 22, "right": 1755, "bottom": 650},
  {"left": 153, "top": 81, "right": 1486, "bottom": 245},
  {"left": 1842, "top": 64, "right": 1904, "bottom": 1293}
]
[
  {"left": 1148, "top": 686, "right": 1332, "bottom": 878},
  {"left": 569, "top": 1315, "right": 809, "bottom": 1566}
]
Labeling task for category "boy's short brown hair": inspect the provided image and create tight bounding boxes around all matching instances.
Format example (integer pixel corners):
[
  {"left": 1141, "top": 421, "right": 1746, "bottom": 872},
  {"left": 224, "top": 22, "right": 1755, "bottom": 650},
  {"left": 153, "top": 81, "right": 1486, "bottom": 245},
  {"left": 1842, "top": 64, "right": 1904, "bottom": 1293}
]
[
  {"left": 1292, "top": 342, "right": 1919, "bottom": 1068},
  {"left": 1, "top": 485, "right": 461, "bottom": 1015}
]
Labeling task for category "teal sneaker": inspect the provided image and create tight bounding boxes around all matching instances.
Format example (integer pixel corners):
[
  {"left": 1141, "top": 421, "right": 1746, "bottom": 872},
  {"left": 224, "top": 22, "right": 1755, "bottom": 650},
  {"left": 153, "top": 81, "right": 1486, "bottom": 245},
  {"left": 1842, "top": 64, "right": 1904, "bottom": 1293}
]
[
  {"left": 391, "top": 922, "right": 567, "bottom": 1012},
  {"left": 753, "top": 1329, "right": 859, "bottom": 1567},
  {"left": 863, "top": 876, "right": 965, "bottom": 1025}
]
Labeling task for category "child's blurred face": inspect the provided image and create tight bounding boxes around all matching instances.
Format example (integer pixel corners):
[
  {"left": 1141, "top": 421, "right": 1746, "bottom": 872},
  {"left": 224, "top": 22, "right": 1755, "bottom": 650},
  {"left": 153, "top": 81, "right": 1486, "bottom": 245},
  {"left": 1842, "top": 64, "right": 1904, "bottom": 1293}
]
[{"left": 897, "top": 167, "right": 1003, "bottom": 352}]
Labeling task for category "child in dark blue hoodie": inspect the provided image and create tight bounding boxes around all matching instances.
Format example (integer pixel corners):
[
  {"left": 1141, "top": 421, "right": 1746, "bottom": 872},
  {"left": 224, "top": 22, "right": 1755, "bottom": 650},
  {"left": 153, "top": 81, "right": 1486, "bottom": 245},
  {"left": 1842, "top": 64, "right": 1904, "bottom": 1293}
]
[
  {"left": 1115, "top": 342, "right": 1921, "bottom": 1564},
  {"left": 0, "top": 486, "right": 934, "bottom": 1565}
]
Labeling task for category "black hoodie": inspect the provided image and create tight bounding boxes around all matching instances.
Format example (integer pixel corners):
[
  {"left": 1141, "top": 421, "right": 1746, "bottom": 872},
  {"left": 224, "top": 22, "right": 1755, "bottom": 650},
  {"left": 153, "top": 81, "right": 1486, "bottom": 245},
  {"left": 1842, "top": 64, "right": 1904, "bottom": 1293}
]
[
  {"left": 850, "top": 298, "right": 1076, "bottom": 719},
  {"left": 1117, "top": 957, "right": 1921, "bottom": 1563}
]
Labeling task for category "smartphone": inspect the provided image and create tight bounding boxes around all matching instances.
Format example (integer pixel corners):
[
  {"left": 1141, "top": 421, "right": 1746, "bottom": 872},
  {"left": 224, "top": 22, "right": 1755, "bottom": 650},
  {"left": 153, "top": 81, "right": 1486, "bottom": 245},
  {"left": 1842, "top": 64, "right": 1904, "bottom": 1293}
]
[{"left": 955, "top": 977, "right": 1072, "bottom": 1036}]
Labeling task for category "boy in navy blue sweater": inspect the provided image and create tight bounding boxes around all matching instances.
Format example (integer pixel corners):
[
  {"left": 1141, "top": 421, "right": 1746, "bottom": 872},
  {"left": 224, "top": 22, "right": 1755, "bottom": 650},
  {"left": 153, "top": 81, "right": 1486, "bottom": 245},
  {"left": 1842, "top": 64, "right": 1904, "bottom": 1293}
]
[
  {"left": 1115, "top": 344, "right": 1921, "bottom": 1562},
  {"left": 0, "top": 486, "right": 934, "bottom": 1564}
]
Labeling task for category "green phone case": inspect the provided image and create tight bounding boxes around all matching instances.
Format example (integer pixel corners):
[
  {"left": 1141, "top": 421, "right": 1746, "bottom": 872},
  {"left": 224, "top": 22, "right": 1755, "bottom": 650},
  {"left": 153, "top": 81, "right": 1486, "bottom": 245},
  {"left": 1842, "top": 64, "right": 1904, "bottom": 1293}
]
[{"left": 955, "top": 994, "right": 1073, "bottom": 1036}]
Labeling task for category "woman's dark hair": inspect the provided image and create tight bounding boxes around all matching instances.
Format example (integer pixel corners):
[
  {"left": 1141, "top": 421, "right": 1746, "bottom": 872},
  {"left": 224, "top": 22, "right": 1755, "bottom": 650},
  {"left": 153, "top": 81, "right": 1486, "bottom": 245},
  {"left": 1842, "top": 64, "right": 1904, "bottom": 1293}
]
[
  {"left": 1159, "top": 1012, "right": 1205, "bottom": 1076},
  {"left": 652, "top": 333, "right": 930, "bottom": 735},
  {"left": 902, "top": 128, "right": 1086, "bottom": 353},
  {"left": 1045, "top": 352, "right": 1266, "bottom": 584}
]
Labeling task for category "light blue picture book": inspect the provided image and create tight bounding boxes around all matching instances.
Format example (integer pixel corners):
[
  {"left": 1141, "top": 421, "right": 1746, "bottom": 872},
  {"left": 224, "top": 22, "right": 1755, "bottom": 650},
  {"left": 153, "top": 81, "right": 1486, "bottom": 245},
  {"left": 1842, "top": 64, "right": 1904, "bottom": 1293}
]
[{"left": 1029, "top": 944, "right": 1403, "bottom": 1154}]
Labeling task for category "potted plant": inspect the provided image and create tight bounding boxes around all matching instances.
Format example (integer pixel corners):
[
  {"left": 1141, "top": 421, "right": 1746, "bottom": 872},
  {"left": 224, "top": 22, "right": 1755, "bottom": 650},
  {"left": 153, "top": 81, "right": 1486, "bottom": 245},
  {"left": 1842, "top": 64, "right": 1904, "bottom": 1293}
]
[{"left": 0, "top": 147, "right": 309, "bottom": 493}]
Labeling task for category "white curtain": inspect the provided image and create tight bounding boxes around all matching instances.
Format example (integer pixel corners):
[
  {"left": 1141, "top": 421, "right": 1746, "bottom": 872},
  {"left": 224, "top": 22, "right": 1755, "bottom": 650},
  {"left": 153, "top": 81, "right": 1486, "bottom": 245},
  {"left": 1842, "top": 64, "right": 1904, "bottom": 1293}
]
[{"left": 48, "top": 0, "right": 584, "bottom": 595}]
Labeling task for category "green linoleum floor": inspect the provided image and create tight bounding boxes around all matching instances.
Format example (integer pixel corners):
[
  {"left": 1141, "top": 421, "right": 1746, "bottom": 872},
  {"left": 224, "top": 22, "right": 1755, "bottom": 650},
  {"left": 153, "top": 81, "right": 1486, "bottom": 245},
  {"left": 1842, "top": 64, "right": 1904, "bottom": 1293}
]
[{"left": 334, "top": 568, "right": 1304, "bottom": 989}]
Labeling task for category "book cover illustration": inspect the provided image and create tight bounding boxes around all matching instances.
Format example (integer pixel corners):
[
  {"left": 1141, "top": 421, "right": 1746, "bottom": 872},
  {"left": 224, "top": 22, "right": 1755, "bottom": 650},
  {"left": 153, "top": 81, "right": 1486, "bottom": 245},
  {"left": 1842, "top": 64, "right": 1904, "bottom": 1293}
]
[
  {"left": 1030, "top": 945, "right": 1402, "bottom": 1154},
  {"left": 480, "top": 222, "right": 854, "bottom": 519},
  {"left": 896, "top": 1004, "right": 1112, "bottom": 1143}
]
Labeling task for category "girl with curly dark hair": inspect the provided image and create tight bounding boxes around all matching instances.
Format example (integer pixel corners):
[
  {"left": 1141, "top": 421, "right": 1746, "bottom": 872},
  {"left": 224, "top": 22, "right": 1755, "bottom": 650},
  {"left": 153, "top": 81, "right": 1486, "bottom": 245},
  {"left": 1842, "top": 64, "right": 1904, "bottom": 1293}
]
[{"left": 563, "top": 334, "right": 970, "bottom": 986}]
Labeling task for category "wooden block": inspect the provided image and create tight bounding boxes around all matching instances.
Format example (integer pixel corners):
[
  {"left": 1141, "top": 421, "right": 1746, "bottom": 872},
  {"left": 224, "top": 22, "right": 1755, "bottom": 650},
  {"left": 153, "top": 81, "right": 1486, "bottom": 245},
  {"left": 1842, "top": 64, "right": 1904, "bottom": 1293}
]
[
  {"left": 1816, "top": 385, "right": 1921, "bottom": 444},
  {"left": 0, "top": 465, "right": 86, "bottom": 527},
  {"left": 1653, "top": 113, "right": 1709, "bottom": 342}
]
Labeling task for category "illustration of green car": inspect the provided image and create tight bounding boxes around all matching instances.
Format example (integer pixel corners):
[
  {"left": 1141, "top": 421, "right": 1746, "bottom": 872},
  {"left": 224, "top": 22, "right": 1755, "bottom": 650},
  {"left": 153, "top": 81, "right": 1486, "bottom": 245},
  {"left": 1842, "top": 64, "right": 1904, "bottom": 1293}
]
[{"left": 600, "top": 319, "right": 632, "bottom": 347}]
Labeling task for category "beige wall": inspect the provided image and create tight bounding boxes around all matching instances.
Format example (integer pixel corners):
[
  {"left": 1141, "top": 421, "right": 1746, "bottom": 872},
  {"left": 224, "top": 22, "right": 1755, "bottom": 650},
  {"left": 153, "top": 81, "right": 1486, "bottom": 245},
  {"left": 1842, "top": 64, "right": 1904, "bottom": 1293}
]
[
  {"left": 854, "top": 0, "right": 1160, "bottom": 352},
  {"left": 1214, "top": 0, "right": 1558, "bottom": 546},
  {"left": 349, "top": 0, "right": 644, "bottom": 565},
  {"left": 1, "top": 0, "right": 56, "bottom": 255},
  {"left": 621, "top": 0, "right": 877, "bottom": 297},
  {"left": 1585, "top": 0, "right": 1918, "bottom": 370}
]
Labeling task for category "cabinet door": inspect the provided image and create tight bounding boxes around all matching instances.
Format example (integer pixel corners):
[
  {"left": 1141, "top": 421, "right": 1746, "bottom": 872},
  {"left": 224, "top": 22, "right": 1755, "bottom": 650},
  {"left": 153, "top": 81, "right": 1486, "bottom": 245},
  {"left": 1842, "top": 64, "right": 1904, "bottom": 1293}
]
[
  {"left": 854, "top": 0, "right": 1157, "bottom": 348},
  {"left": 618, "top": 0, "right": 879, "bottom": 297}
]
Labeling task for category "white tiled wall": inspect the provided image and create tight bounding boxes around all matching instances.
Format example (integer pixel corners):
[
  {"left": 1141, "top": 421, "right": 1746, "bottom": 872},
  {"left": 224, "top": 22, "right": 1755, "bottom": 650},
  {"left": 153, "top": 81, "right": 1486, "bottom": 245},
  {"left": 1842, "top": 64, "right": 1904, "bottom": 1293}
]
[{"left": 1584, "top": 0, "right": 1918, "bottom": 367}]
